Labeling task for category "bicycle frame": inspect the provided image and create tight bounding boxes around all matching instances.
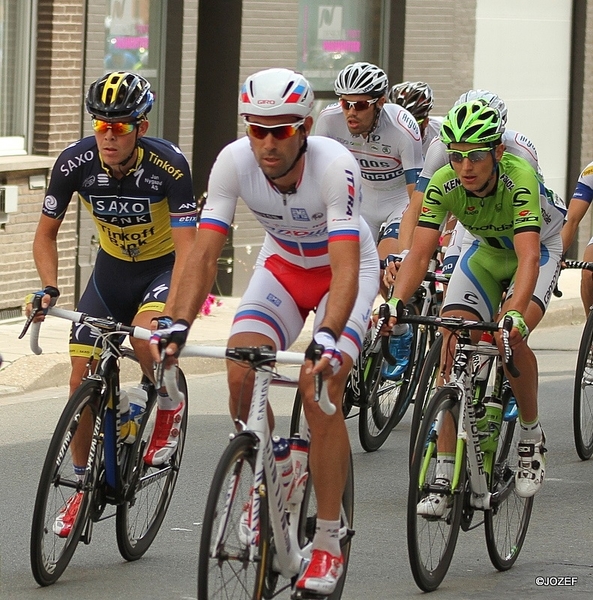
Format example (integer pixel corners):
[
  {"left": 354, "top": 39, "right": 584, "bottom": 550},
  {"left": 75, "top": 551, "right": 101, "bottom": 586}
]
[
  {"left": 186, "top": 344, "right": 345, "bottom": 582},
  {"left": 444, "top": 333, "right": 502, "bottom": 511},
  {"left": 30, "top": 307, "right": 154, "bottom": 507}
]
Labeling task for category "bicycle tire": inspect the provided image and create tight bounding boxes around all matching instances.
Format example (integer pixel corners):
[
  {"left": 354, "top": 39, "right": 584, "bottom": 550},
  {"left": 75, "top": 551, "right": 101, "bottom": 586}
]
[
  {"left": 358, "top": 304, "right": 426, "bottom": 451},
  {"left": 30, "top": 380, "right": 103, "bottom": 586},
  {"left": 116, "top": 369, "right": 189, "bottom": 560},
  {"left": 484, "top": 383, "right": 533, "bottom": 570},
  {"left": 197, "top": 434, "right": 270, "bottom": 600},
  {"left": 407, "top": 387, "right": 464, "bottom": 592},
  {"left": 409, "top": 335, "right": 443, "bottom": 464},
  {"left": 573, "top": 309, "right": 593, "bottom": 460}
]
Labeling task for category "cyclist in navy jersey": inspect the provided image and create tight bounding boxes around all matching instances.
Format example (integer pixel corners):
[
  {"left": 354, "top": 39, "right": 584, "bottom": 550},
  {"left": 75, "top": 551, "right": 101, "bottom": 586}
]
[
  {"left": 27, "top": 71, "right": 197, "bottom": 536},
  {"left": 152, "top": 68, "right": 379, "bottom": 596}
]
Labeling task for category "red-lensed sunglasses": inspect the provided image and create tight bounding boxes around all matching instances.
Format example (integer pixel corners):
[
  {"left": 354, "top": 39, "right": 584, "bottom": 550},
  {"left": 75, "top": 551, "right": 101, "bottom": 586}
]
[
  {"left": 339, "top": 97, "right": 379, "bottom": 111},
  {"left": 244, "top": 119, "right": 305, "bottom": 140},
  {"left": 91, "top": 118, "right": 139, "bottom": 136}
]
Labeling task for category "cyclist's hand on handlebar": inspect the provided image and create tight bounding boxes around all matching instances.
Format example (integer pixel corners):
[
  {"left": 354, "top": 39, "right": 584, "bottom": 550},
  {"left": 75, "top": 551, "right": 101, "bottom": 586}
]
[
  {"left": 150, "top": 319, "right": 190, "bottom": 362},
  {"left": 498, "top": 309, "right": 529, "bottom": 347},
  {"left": 377, "top": 297, "right": 404, "bottom": 336},
  {"left": 304, "top": 328, "right": 342, "bottom": 377},
  {"left": 382, "top": 251, "right": 408, "bottom": 287},
  {"left": 24, "top": 286, "right": 60, "bottom": 321}
]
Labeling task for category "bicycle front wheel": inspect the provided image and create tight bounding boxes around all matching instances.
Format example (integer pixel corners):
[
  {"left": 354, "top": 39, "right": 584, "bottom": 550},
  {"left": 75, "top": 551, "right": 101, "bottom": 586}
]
[
  {"left": 409, "top": 334, "right": 442, "bottom": 465},
  {"left": 30, "top": 380, "right": 102, "bottom": 586},
  {"left": 116, "top": 370, "right": 189, "bottom": 560},
  {"left": 484, "top": 384, "right": 533, "bottom": 571},
  {"left": 573, "top": 310, "right": 593, "bottom": 460},
  {"left": 197, "top": 434, "right": 270, "bottom": 600},
  {"left": 407, "top": 387, "right": 464, "bottom": 592}
]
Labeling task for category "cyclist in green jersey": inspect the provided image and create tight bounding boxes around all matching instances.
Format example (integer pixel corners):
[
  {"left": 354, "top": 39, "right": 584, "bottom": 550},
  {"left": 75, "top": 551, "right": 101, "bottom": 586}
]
[{"left": 384, "top": 100, "right": 564, "bottom": 506}]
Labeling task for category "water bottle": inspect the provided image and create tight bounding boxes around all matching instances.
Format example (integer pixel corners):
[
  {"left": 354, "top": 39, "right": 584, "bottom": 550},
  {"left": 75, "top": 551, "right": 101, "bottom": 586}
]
[
  {"left": 475, "top": 332, "right": 494, "bottom": 382},
  {"left": 476, "top": 396, "right": 503, "bottom": 453},
  {"left": 118, "top": 389, "right": 131, "bottom": 441},
  {"left": 288, "top": 436, "right": 309, "bottom": 505},
  {"left": 125, "top": 385, "right": 148, "bottom": 444},
  {"left": 272, "top": 436, "right": 294, "bottom": 504}
]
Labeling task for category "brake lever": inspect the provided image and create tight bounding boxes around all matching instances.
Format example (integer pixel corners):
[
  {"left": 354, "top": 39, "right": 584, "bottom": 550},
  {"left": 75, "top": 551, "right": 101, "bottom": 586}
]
[{"left": 18, "top": 294, "right": 45, "bottom": 339}]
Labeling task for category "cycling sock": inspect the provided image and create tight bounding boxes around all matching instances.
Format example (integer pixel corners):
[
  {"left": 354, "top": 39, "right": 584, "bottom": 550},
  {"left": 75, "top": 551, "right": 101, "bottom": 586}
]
[
  {"left": 157, "top": 390, "right": 180, "bottom": 410},
  {"left": 519, "top": 418, "right": 542, "bottom": 442},
  {"left": 435, "top": 453, "right": 455, "bottom": 483},
  {"left": 312, "top": 518, "right": 341, "bottom": 556}
]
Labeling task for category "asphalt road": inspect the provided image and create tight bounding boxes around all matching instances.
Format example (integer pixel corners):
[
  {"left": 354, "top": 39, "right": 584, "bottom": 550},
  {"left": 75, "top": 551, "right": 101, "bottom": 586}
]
[{"left": 1, "top": 324, "right": 592, "bottom": 599}]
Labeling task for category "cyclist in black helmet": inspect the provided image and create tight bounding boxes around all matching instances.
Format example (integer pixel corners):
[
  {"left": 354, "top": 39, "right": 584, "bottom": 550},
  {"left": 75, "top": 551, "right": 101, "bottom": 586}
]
[
  {"left": 389, "top": 81, "right": 443, "bottom": 156},
  {"left": 26, "top": 71, "right": 198, "bottom": 537}
]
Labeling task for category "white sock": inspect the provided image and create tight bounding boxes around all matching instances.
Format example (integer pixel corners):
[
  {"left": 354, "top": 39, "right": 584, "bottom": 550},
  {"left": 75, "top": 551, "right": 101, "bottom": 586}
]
[
  {"left": 312, "top": 518, "right": 341, "bottom": 557},
  {"left": 157, "top": 391, "right": 179, "bottom": 410},
  {"left": 520, "top": 419, "right": 542, "bottom": 442},
  {"left": 435, "top": 453, "right": 455, "bottom": 483}
]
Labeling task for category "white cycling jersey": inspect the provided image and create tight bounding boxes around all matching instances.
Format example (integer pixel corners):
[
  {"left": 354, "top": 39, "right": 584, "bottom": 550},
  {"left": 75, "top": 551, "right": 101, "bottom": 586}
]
[
  {"left": 200, "top": 135, "right": 379, "bottom": 356},
  {"left": 422, "top": 116, "right": 444, "bottom": 157},
  {"left": 315, "top": 102, "right": 423, "bottom": 240},
  {"left": 200, "top": 135, "right": 377, "bottom": 268}
]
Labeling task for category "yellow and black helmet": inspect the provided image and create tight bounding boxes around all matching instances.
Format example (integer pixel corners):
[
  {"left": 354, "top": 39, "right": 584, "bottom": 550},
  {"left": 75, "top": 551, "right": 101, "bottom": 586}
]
[{"left": 86, "top": 71, "right": 154, "bottom": 121}]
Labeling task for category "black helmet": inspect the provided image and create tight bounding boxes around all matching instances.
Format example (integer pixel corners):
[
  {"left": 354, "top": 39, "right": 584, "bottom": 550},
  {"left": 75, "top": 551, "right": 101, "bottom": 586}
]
[{"left": 86, "top": 71, "right": 154, "bottom": 120}]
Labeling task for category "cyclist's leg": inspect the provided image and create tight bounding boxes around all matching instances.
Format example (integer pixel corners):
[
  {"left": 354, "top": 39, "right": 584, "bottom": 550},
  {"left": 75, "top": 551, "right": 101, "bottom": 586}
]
[
  {"left": 297, "top": 259, "right": 377, "bottom": 593},
  {"left": 226, "top": 264, "right": 305, "bottom": 425},
  {"left": 423, "top": 243, "right": 504, "bottom": 513},
  {"left": 500, "top": 240, "right": 561, "bottom": 497}
]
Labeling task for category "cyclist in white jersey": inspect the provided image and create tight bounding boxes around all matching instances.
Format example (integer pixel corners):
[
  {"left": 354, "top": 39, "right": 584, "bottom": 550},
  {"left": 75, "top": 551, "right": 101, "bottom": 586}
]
[
  {"left": 561, "top": 160, "right": 593, "bottom": 313},
  {"left": 151, "top": 68, "right": 379, "bottom": 596},
  {"left": 389, "top": 80, "right": 444, "bottom": 157},
  {"left": 315, "top": 62, "right": 423, "bottom": 258}
]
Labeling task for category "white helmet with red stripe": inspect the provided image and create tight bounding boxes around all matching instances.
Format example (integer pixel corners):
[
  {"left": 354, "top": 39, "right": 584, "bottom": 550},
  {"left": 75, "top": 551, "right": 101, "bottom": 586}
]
[{"left": 239, "top": 68, "right": 314, "bottom": 118}]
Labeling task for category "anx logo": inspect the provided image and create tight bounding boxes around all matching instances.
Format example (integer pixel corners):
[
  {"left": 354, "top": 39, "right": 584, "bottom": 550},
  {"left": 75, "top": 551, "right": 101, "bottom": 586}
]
[
  {"left": 291, "top": 208, "right": 310, "bottom": 221},
  {"left": 90, "top": 195, "right": 152, "bottom": 226}
]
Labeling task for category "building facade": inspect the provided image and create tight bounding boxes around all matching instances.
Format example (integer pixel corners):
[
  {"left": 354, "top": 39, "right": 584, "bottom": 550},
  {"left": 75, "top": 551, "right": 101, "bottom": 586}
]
[{"left": 0, "top": 0, "right": 591, "bottom": 319}]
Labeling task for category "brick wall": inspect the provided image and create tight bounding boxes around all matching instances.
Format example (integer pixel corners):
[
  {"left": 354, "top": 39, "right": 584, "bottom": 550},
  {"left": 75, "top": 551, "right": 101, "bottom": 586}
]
[
  {"left": 0, "top": 0, "right": 84, "bottom": 314},
  {"left": 403, "top": 0, "right": 476, "bottom": 117}
]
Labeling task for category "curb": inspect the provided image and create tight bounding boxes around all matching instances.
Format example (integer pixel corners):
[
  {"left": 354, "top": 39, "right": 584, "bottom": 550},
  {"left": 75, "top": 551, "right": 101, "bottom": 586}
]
[{"left": 0, "top": 298, "right": 584, "bottom": 399}]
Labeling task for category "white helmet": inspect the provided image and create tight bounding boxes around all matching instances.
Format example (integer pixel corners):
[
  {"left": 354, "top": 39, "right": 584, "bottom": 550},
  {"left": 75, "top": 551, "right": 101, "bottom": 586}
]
[
  {"left": 334, "top": 62, "right": 388, "bottom": 97},
  {"left": 455, "top": 89, "right": 508, "bottom": 124},
  {"left": 239, "top": 68, "right": 314, "bottom": 118}
]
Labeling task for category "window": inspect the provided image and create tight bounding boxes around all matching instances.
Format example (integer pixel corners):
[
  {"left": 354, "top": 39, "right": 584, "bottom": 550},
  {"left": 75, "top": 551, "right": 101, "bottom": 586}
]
[
  {"left": 297, "top": 0, "right": 384, "bottom": 95},
  {"left": 0, "top": 0, "right": 36, "bottom": 156},
  {"left": 104, "top": 0, "right": 166, "bottom": 134}
]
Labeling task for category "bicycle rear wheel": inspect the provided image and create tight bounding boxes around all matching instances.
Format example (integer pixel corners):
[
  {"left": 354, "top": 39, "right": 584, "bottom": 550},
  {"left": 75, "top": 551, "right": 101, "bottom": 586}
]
[
  {"left": 573, "top": 310, "right": 593, "bottom": 460},
  {"left": 407, "top": 387, "right": 464, "bottom": 592},
  {"left": 409, "top": 334, "right": 442, "bottom": 465},
  {"left": 484, "top": 385, "right": 533, "bottom": 571},
  {"left": 116, "top": 369, "right": 189, "bottom": 560},
  {"left": 30, "top": 380, "right": 103, "bottom": 586},
  {"left": 197, "top": 434, "right": 270, "bottom": 600}
]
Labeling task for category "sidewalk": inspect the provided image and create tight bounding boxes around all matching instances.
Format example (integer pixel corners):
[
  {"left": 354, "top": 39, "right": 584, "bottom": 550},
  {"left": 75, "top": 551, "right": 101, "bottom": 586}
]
[{"left": 0, "top": 268, "right": 585, "bottom": 397}]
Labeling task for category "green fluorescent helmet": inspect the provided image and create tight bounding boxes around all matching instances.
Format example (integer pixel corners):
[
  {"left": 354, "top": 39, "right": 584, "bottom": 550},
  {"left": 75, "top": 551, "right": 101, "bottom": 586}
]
[{"left": 440, "top": 100, "right": 504, "bottom": 145}]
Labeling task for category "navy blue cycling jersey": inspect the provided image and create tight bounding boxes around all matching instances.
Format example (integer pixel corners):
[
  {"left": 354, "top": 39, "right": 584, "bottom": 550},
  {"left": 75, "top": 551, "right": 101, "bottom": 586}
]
[{"left": 42, "top": 136, "right": 197, "bottom": 261}]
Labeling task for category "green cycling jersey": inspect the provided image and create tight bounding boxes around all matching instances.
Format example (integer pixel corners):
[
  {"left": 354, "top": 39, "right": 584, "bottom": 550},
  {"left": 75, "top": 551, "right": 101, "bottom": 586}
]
[{"left": 418, "top": 152, "right": 565, "bottom": 250}]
